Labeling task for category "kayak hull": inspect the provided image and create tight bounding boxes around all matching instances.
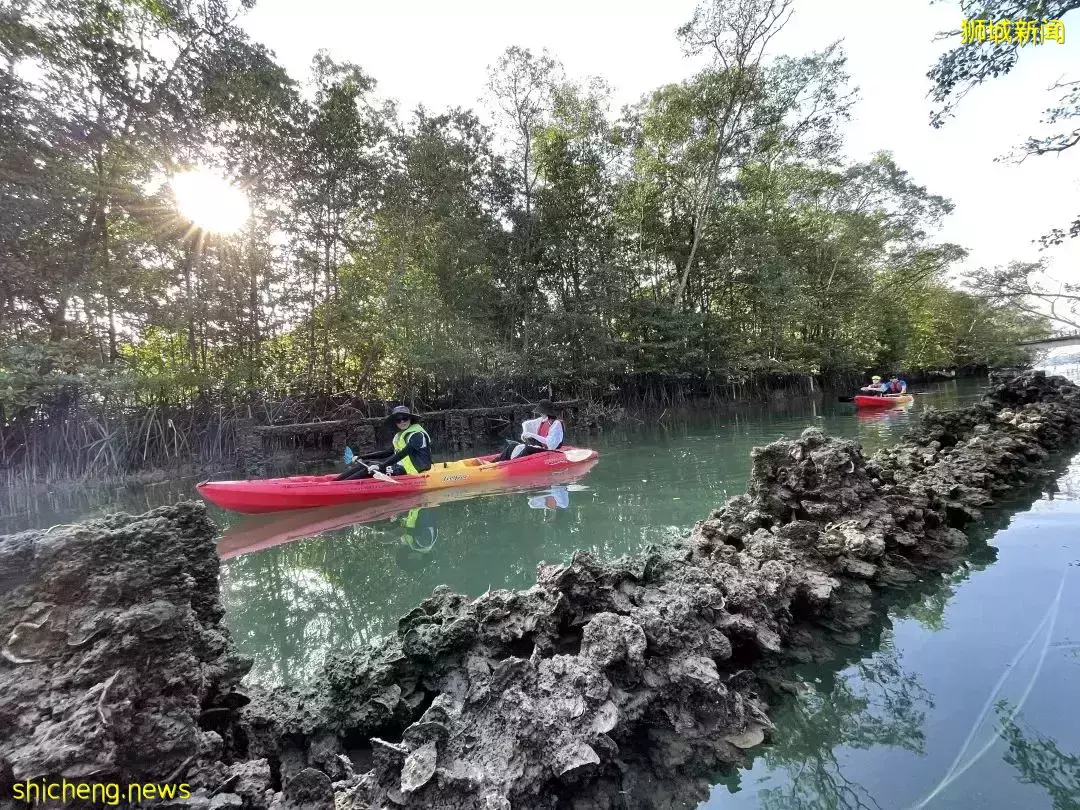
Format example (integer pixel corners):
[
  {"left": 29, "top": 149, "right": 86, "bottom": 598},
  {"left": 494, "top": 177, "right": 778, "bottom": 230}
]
[
  {"left": 217, "top": 459, "right": 599, "bottom": 559},
  {"left": 197, "top": 447, "right": 599, "bottom": 514},
  {"left": 853, "top": 394, "right": 913, "bottom": 409}
]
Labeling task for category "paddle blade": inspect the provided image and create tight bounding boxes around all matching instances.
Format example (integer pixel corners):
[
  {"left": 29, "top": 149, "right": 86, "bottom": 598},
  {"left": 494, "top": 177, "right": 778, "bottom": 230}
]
[
  {"left": 344, "top": 446, "right": 355, "bottom": 464},
  {"left": 562, "top": 448, "right": 593, "bottom": 462},
  {"left": 837, "top": 396, "right": 854, "bottom": 403},
  {"left": 372, "top": 470, "right": 402, "bottom": 485}
]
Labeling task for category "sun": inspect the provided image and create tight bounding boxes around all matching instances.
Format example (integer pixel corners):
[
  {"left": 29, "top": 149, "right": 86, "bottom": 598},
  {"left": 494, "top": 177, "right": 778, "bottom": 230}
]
[{"left": 172, "top": 168, "right": 249, "bottom": 235}]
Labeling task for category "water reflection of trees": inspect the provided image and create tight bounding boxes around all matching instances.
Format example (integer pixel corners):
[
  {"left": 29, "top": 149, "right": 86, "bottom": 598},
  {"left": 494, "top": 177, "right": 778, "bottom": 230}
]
[
  {"left": 745, "top": 636, "right": 933, "bottom": 810},
  {"left": 0, "top": 476, "right": 200, "bottom": 535},
  {"left": 223, "top": 531, "right": 392, "bottom": 686},
  {"left": 707, "top": 471, "right": 1077, "bottom": 810},
  {"left": 222, "top": 488, "right": 607, "bottom": 687},
  {"left": 997, "top": 703, "right": 1080, "bottom": 810}
]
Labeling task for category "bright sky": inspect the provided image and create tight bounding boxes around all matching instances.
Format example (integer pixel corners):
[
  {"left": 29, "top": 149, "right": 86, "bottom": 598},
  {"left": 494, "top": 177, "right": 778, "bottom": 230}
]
[{"left": 241, "top": 0, "right": 1080, "bottom": 297}]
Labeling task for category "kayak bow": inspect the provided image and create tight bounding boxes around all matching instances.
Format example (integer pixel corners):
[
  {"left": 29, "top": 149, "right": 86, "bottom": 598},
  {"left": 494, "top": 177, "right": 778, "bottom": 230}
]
[{"left": 197, "top": 446, "right": 599, "bottom": 514}]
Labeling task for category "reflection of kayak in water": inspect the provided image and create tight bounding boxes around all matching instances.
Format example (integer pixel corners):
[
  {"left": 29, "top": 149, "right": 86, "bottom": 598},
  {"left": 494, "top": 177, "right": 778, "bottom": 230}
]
[
  {"left": 855, "top": 401, "right": 913, "bottom": 422},
  {"left": 217, "top": 460, "right": 598, "bottom": 559},
  {"left": 853, "top": 394, "right": 914, "bottom": 409},
  {"left": 199, "top": 446, "right": 598, "bottom": 514}
]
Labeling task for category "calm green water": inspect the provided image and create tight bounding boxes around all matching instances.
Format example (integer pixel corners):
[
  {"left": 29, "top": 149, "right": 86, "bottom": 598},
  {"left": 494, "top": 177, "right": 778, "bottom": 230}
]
[{"left": 2, "top": 367, "right": 1078, "bottom": 810}]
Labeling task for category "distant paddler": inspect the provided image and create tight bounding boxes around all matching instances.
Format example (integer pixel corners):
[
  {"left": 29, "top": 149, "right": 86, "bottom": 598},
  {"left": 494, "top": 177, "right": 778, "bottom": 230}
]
[
  {"left": 498, "top": 399, "right": 565, "bottom": 461},
  {"left": 883, "top": 374, "right": 908, "bottom": 395},
  {"left": 859, "top": 375, "right": 886, "bottom": 396}
]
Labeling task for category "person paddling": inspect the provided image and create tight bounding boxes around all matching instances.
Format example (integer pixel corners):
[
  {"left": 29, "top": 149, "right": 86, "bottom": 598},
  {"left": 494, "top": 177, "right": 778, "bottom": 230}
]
[
  {"left": 337, "top": 405, "right": 432, "bottom": 480},
  {"left": 860, "top": 375, "right": 886, "bottom": 395},
  {"left": 883, "top": 374, "right": 908, "bottom": 395},
  {"left": 498, "top": 399, "right": 564, "bottom": 461}
]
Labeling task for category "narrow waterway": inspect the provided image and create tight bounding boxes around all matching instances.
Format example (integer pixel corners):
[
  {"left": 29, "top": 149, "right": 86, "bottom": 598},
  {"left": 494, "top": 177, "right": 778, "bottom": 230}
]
[
  {"left": 214, "top": 377, "right": 993, "bottom": 688},
  {"left": 2, "top": 365, "right": 1078, "bottom": 809}
]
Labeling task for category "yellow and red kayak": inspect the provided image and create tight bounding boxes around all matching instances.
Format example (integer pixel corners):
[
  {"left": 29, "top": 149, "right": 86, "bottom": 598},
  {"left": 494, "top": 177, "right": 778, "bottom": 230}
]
[
  {"left": 216, "top": 458, "right": 598, "bottom": 559},
  {"left": 197, "top": 446, "right": 599, "bottom": 514}
]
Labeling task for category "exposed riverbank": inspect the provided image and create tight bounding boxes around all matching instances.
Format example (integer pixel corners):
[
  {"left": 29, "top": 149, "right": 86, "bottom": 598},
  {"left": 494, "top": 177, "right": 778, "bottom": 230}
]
[{"left": 1, "top": 371, "right": 1077, "bottom": 809}]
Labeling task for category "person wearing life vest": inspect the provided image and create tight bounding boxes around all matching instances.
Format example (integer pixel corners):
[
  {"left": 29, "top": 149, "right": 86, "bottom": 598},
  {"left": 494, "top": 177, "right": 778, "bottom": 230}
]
[
  {"left": 337, "top": 405, "right": 432, "bottom": 480},
  {"left": 497, "top": 399, "right": 564, "bottom": 461},
  {"left": 860, "top": 375, "right": 887, "bottom": 395},
  {"left": 883, "top": 374, "right": 908, "bottom": 395}
]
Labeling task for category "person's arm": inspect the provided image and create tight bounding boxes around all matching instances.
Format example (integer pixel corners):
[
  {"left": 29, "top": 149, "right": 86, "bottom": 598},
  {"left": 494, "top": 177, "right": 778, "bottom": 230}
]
[
  {"left": 900, "top": 381, "right": 908, "bottom": 393},
  {"left": 362, "top": 448, "right": 393, "bottom": 461},
  {"left": 543, "top": 420, "right": 564, "bottom": 450},
  {"left": 383, "top": 433, "right": 427, "bottom": 468},
  {"left": 520, "top": 418, "right": 541, "bottom": 442}
]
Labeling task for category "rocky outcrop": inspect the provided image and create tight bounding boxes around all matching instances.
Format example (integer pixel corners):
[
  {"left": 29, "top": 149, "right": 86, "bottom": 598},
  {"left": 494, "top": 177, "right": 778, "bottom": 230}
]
[
  {"left": 1, "top": 371, "right": 1078, "bottom": 809},
  {"left": 0, "top": 503, "right": 259, "bottom": 808}
]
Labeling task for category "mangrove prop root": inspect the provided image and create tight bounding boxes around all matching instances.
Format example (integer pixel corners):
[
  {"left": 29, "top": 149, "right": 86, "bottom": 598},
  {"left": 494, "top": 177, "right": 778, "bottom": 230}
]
[{"left": 1, "top": 371, "right": 1078, "bottom": 810}]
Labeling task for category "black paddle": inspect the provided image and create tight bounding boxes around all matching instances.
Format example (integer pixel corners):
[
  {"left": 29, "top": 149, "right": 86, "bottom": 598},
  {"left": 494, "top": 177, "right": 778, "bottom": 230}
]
[{"left": 837, "top": 391, "right": 882, "bottom": 402}]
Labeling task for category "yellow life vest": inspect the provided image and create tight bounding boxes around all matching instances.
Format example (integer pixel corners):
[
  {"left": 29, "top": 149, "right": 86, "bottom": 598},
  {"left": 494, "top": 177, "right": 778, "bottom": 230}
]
[{"left": 392, "top": 423, "right": 431, "bottom": 475}]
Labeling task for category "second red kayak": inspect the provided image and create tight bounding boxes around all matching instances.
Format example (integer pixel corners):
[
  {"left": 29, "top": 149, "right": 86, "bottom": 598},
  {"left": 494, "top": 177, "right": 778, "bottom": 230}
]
[
  {"left": 197, "top": 446, "right": 599, "bottom": 514},
  {"left": 853, "top": 394, "right": 914, "bottom": 409}
]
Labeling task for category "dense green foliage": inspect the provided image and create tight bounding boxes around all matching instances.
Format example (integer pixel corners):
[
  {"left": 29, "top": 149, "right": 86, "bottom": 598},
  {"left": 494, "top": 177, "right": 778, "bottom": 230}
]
[{"left": 0, "top": 0, "right": 1050, "bottom": 474}]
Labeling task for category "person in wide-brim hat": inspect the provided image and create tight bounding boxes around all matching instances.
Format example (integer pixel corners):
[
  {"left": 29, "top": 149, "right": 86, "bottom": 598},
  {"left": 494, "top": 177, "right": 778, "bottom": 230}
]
[
  {"left": 386, "top": 404, "right": 421, "bottom": 423},
  {"left": 498, "top": 398, "right": 565, "bottom": 462},
  {"left": 337, "top": 404, "right": 431, "bottom": 480}
]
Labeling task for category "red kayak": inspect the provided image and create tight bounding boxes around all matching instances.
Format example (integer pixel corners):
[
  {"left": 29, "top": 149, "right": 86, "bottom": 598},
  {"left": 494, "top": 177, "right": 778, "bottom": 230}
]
[
  {"left": 853, "top": 394, "right": 914, "bottom": 409},
  {"left": 217, "top": 459, "right": 599, "bottom": 559},
  {"left": 197, "top": 446, "right": 599, "bottom": 514}
]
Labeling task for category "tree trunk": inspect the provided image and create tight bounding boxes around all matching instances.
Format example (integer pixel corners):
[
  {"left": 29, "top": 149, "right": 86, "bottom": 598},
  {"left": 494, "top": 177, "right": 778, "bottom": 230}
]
[
  {"left": 183, "top": 245, "right": 199, "bottom": 372},
  {"left": 323, "top": 202, "right": 333, "bottom": 391},
  {"left": 247, "top": 197, "right": 260, "bottom": 386},
  {"left": 107, "top": 297, "right": 117, "bottom": 363}
]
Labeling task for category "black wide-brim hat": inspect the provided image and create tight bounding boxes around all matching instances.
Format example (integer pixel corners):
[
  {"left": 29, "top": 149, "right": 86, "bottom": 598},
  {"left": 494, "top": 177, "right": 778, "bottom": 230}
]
[
  {"left": 533, "top": 399, "right": 558, "bottom": 417},
  {"left": 387, "top": 405, "right": 420, "bottom": 422}
]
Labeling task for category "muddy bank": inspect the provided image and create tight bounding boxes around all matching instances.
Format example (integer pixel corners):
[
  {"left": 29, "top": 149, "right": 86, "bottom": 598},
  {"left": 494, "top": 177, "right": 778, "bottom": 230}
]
[{"left": 1, "top": 371, "right": 1078, "bottom": 809}]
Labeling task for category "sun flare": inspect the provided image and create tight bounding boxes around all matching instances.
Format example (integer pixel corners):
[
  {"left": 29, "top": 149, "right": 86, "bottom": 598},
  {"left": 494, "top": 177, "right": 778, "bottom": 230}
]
[{"left": 172, "top": 169, "right": 249, "bottom": 235}]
